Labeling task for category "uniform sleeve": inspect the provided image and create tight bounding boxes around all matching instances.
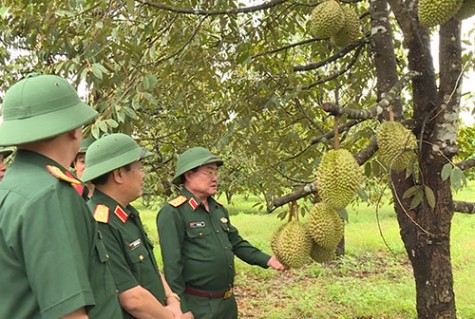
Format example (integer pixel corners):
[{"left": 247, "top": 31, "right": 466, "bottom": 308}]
[
  {"left": 156, "top": 205, "right": 190, "bottom": 312},
  {"left": 98, "top": 223, "right": 140, "bottom": 293},
  {"left": 22, "top": 186, "right": 95, "bottom": 319},
  {"left": 226, "top": 209, "right": 271, "bottom": 268}
]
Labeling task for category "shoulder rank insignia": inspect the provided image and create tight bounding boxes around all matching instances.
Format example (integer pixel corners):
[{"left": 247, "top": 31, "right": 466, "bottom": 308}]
[
  {"left": 94, "top": 204, "right": 110, "bottom": 224},
  {"left": 46, "top": 165, "right": 84, "bottom": 196},
  {"left": 114, "top": 206, "right": 129, "bottom": 223},
  {"left": 168, "top": 195, "right": 187, "bottom": 208}
]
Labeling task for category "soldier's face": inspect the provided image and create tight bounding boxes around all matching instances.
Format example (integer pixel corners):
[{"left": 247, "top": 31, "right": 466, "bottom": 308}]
[
  {"left": 0, "top": 154, "right": 5, "bottom": 181},
  {"left": 121, "top": 160, "right": 145, "bottom": 202},
  {"left": 73, "top": 153, "right": 86, "bottom": 179},
  {"left": 185, "top": 163, "right": 219, "bottom": 198}
]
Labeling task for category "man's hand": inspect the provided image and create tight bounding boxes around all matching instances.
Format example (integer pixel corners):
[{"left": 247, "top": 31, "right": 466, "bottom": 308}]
[{"left": 267, "top": 255, "right": 288, "bottom": 270}]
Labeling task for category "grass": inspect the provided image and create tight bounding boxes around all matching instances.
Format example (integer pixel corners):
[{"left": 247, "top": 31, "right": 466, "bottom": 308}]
[{"left": 137, "top": 181, "right": 475, "bottom": 319}]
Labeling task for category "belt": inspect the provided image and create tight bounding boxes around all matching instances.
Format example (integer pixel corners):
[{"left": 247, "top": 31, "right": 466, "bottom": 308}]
[{"left": 185, "top": 286, "right": 234, "bottom": 299}]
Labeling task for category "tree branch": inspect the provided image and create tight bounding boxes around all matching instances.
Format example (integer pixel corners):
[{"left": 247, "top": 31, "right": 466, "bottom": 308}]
[
  {"left": 320, "top": 71, "right": 420, "bottom": 119},
  {"left": 269, "top": 139, "right": 378, "bottom": 210},
  {"left": 453, "top": 200, "right": 475, "bottom": 214},
  {"left": 301, "top": 45, "right": 364, "bottom": 90},
  {"left": 310, "top": 119, "right": 364, "bottom": 145},
  {"left": 136, "top": 0, "right": 288, "bottom": 15},
  {"left": 293, "top": 35, "right": 368, "bottom": 72},
  {"left": 456, "top": 157, "right": 475, "bottom": 171}
]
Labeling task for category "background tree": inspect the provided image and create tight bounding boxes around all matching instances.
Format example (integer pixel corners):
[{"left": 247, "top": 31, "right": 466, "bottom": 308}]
[{"left": 1, "top": 0, "right": 475, "bottom": 318}]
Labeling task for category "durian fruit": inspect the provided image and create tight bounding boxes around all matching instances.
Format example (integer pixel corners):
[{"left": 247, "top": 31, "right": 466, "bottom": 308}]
[
  {"left": 376, "top": 121, "right": 417, "bottom": 172},
  {"left": 330, "top": 6, "right": 361, "bottom": 48},
  {"left": 310, "top": 242, "right": 336, "bottom": 263},
  {"left": 308, "top": 0, "right": 345, "bottom": 39},
  {"left": 316, "top": 149, "right": 362, "bottom": 210},
  {"left": 306, "top": 202, "right": 344, "bottom": 249},
  {"left": 271, "top": 221, "right": 312, "bottom": 268},
  {"left": 455, "top": 0, "right": 475, "bottom": 20},
  {"left": 418, "top": 0, "right": 463, "bottom": 27}
]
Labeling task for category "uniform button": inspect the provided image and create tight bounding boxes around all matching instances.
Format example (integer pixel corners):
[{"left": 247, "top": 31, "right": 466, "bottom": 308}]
[
  {"left": 229, "top": 265, "right": 232, "bottom": 268},
  {"left": 216, "top": 230, "right": 219, "bottom": 233},
  {"left": 224, "top": 246, "right": 227, "bottom": 249},
  {"left": 139, "top": 255, "right": 144, "bottom": 261},
  {"left": 106, "top": 254, "right": 110, "bottom": 260}
]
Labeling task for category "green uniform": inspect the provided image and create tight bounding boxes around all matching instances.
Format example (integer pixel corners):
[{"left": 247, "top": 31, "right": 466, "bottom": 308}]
[
  {"left": 0, "top": 150, "right": 122, "bottom": 319},
  {"left": 157, "top": 188, "right": 271, "bottom": 319},
  {"left": 88, "top": 189, "right": 167, "bottom": 318}
]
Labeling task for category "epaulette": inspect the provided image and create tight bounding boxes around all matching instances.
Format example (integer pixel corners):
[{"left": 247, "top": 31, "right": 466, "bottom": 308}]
[
  {"left": 168, "top": 195, "right": 187, "bottom": 208},
  {"left": 94, "top": 204, "right": 110, "bottom": 224},
  {"left": 46, "top": 165, "right": 84, "bottom": 196}
]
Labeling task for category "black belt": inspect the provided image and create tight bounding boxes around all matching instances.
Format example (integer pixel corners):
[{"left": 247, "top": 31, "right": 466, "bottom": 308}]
[{"left": 185, "top": 286, "right": 234, "bottom": 299}]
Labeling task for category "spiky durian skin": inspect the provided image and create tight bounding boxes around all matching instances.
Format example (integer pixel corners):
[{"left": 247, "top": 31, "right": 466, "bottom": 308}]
[
  {"left": 316, "top": 149, "right": 362, "bottom": 210},
  {"left": 310, "top": 242, "right": 336, "bottom": 263},
  {"left": 271, "top": 221, "right": 312, "bottom": 269},
  {"left": 308, "top": 0, "right": 345, "bottom": 39},
  {"left": 330, "top": 6, "right": 361, "bottom": 48},
  {"left": 455, "top": 0, "right": 475, "bottom": 20},
  {"left": 376, "top": 122, "right": 417, "bottom": 172},
  {"left": 306, "top": 202, "right": 343, "bottom": 249},
  {"left": 418, "top": 0, "right": 463, "bottom": 27}
]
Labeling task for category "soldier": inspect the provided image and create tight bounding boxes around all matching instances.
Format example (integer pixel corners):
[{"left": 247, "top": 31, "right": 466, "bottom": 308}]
[
  {"left": 82, "top": 133, "right": 182, "bottom": 319},
  {"left": 73, "top": 136, "right": 96, "bottom": 197},
  {"left": 156, "top": 147, "right": 286, "bottom": 319},
  {"left": 0, "top": 74, "right": 122, "bottom": 318},
  {"left": 0, "top": 147, "right": 14, "bottom": 181}
]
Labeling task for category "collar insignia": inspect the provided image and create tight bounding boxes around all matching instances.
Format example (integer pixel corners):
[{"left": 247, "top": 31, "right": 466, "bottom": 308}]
[
  {"left": 189, "top": 197, "right": 199, "bottom": 210},
  {"left": 46, "top": 165, "right": 84, "bottom": 196},
  {"left": 114, "top": 206, "right": 128, "bottom": 223}
]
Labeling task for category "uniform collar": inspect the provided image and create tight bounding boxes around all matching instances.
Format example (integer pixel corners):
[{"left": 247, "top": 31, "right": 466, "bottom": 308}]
[
  {"left": 91, "top": 189, "right": 137, "bottom": 221},
  {"left": 180, "top": 187, "right": 222, "bottom": 211}
]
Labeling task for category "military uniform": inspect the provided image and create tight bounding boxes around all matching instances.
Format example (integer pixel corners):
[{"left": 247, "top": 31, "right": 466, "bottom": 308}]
[
  {"left": 157, "top": 187, "right": 271, "bottom": 319},
  {"left": 0, "top": 150, "right": 122, "bottom": 318},
  {"left": 88, "top": 189, "right": 167, "bottom": 318}
]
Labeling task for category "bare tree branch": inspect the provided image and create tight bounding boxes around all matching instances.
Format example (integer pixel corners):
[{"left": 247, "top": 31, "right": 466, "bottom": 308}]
[
  {"left": 453, "top": 200, "right": 475, "bottom": 214},
  {"left": 293, "top": 35, "right": 368, "bottom": 72},
  {"left": 456, "top": 157, "right": 475, "bottom": 171},
  {"left": 253, "top": 37, "right": 324, "bottom": 59},
  {"left": 136, "top": 0, "right": 288, "bottom": 15},
  {"left": 310, "top": 119, "right": 364, "bottom": 145},
  {"left": 319, "top": 71, "right": 420, "bottom": 119},
  {"left": 301, "top": 45, "right": 363, "bottom": 90}
]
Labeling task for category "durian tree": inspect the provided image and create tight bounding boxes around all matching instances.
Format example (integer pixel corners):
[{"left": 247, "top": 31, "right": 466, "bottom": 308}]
[{"left": 1, "top": 0, "right": 475, "bottom": 318}]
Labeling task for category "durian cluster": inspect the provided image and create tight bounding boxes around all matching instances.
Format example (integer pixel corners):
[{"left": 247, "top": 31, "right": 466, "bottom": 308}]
[
  {"left": 418, "top": 0, "right": 475, "bottom": 27},
  {"left": 376, "top": 121, "right": 417, "bottom": 173},
  {"left": 308, "top": 0, "right": 361, "bottom": 48},
  {"left": 271, "top": 149, "right": 361, "bottom": 268}
]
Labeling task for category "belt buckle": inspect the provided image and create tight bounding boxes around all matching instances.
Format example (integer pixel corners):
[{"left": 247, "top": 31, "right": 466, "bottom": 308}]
[{"left": 224, "top": 287, "right": 233, "bottom": 299}]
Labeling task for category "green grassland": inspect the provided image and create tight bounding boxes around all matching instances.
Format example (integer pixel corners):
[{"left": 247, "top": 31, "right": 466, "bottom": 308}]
[{"left": 138, "top": 181, "right": 475, "bottom": 319}]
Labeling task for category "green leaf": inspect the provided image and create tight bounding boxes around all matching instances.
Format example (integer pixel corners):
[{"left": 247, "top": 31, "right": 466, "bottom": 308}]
[
  {"left": 357, "top": 187, "right": 369, "bottom": 202},
  {"left": 424, "top": 185, "right": 436, "bottom": 209},
  {"left": 0, "top": 7, "right": 9, "bottom": 18},
  {"left": 441, "top": 163, "right": 452, "bottom": 181},
  {"left": 410, "top": 189, "right": 423, "bottom": 209},
  {"left": 277, "top": 211, "right": 287, "bottom": 220},
  {"left": 106, "top": 119, "right": 119, "bottom": 128},
  {"left": 98, "top": 120, "right": 108, "bottom": 133},
  {"left": 337, "top": 208, "right": 349, "bottom": 222},
  {"left": 403, "top": 185, "right": 420, "bottom": 199},
  {"left": 91, "top": 63, "right": 103, "bottom": 80}
]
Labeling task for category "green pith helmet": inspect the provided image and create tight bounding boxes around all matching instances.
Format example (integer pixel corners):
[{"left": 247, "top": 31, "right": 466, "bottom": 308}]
[
  {"left": 79, "top": 136, "right": 96, "bottom": 153},
  {"left": 0, "top": 147, "right": 14, "bottom": 159},
  {"left": 0, "top": 74, "right": 98, "bottom": 146},
  {"left": 172, "top": 147, "right": 223, "bottom": 186},
  {"left": 81, "top": 133, "right": 153, "bottom": 182}
]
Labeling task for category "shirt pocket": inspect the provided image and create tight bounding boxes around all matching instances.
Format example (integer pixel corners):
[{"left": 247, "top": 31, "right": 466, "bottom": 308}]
[
  {"left": 127, "top": 245, "right": 149, "bottom": 264},
  {"left": 185, "top": 227, "right": 211, "bottom": 240}
]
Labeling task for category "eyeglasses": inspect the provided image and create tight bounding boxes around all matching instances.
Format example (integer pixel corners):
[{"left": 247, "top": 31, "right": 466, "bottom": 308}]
[{"left": 197, "top": 168, "right": 219, "bottom": 178}]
